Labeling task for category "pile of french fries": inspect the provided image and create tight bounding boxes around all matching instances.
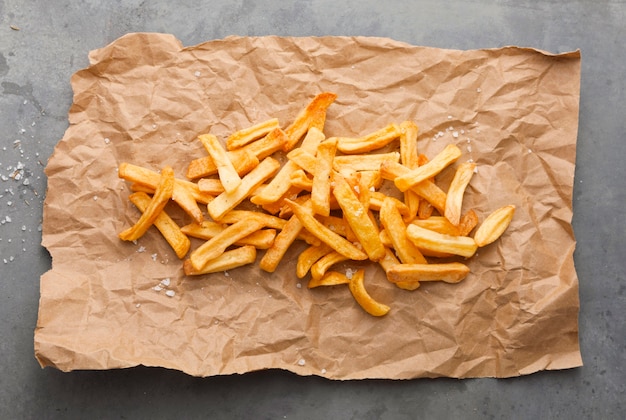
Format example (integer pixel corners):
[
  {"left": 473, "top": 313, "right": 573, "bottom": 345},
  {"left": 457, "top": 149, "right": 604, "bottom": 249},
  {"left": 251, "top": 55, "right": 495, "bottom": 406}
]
[{"left": 117, "top": 92, "right": 515, "bottom": 316}]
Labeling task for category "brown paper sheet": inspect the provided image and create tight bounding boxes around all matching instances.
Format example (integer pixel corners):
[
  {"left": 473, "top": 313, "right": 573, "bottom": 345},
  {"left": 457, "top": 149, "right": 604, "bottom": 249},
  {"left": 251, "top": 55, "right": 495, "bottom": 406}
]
[{"left": 35, "top": 33, "right": 583, "bottom": 379}]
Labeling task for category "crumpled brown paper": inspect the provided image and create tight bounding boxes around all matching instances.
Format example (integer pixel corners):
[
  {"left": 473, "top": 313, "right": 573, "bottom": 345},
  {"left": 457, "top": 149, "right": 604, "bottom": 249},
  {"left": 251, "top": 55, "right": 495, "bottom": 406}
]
[{"left": 35, "top": 33, "right": 582, "bottom": 379}]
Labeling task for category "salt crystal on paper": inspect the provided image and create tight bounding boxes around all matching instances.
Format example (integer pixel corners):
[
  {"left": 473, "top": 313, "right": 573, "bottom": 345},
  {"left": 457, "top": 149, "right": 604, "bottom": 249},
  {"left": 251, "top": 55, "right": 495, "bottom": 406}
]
[
  {"left": 161, "top": 278, "right": 171, "bottom": 287},
  {"left": 165, "top": 290, "right": 175, "bottom": 297},
  {"left": 298, "top": 359, "right": 306, "bottom": 366},
  {"left": 194, "top": 71, "right": 201, "bottom": 77},
  {"left": 452, "top": 131, "right": 459, "bottom": 138},
  {"left": 104, "top": 138, "right": 110, "bottom": 144}
]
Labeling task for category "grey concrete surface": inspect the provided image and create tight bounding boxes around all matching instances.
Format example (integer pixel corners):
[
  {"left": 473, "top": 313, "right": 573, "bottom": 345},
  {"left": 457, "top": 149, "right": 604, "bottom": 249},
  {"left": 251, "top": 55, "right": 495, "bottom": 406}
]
[{"left": 1, "top": 0, "right": 624, "bottom": 418}]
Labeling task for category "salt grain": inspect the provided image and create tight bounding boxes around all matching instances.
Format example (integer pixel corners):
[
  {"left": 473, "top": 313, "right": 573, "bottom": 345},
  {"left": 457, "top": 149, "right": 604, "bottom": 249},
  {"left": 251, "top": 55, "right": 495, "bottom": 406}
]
[
  {"left": 137, "top": 246, "right": 146, "bottom": 253},
  {"left": 136, "top": 303, "right": 141, "bottom": 308},
  {"left": 161, "top": 278, "right": 171, "bottom": 287},
  {"left": 104, "top": 138, "right": 110, "bottom": 144},
  {"left": 194, "top": 71, "right": 201, "bottom": 77},
  {"left": 452, "top": 131, "right": 459, "bottom": 138},
  {"left": 298, "top": 359, "right": 306, "bottom": 366},
  {"left": 296, "top": 283, "right": 302, "bottom": 289},
  {"left": 165, "top": 290, "right": 175, "bottom": 297},
  {"left": 321, "top": 368, "right": 327, "bottom": 374}
]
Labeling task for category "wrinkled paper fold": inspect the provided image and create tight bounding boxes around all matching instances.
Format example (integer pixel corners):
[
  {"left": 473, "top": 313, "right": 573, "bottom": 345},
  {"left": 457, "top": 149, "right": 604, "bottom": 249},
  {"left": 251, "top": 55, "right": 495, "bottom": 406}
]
[{"left": 36, "top": 33, "right": 582, "bottom": 379}]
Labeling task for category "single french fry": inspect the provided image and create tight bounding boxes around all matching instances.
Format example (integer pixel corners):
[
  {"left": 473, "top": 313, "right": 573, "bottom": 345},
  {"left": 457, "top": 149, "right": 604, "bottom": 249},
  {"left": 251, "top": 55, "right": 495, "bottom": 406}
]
[
  {"left": 285, "top": 199, "right": 368, "bottom": 261},
  {"left": 399, "top": 122, "right": 421, "bottom": 221},
  {"left": 473, "top": 205, "right": 515, "bottom": 247},
  {"left": 283, "top": 92, "right": 337, "bottom": 152},
  {"left": 199, "top": 134, "right": 242, "bottom": 193},
  {"left": 411, "top": 216, "right": 462, "bottom": 236},
  {"left": 386, "top": 262, "right": 470, "bottom": 284},
  {"left": 308, "top": 271, "right": 350, "bottom": 288},
  {"left": 376, "top": 247, "right": 420, "bottom": 290},
  {"left": 379, "top": 197, "right": 427, "bottom": 264},
  {"left": 406, "top": 224, "right": 477, "bottom": 258},
  {"left": 332, "top": 152, "right": 400, "bottom": 173},
  {"left": 184, "top": 245, "right": 257, "bottom": 275},
  {"left": 226, "top": 118, "right": 280, "bottom": 150},
  {"left": 331, "top": 173, "right": 385, "bottom": 261},
  {"left": 128, "top": 192, "right": 190, "bottom": 259},
  {"left": 394, "top": 144, "right": 462, "bottom": 192},
  {"left": 444, "top": 162, "right": 476, "bottom": 225},
  {"left": 336, "top": 123, "right": 402, "bottom": 154},
  {"left": 417, "top": 199, "right": 434, "bottom": 219},
  {"left": 348, "top": 269, "right": 390, "bottom": 316},
  {"left": 243, "top": 127, "right": 289, "bottom": 160},
  {"left": 311, "top": 251, "right": 350, "bottom": 281},
  {"left": 207, "top": 157, "right": 281, "bottom": 221},
  {"left": 259, "top": 214, "right": 304, "bottom": 273},
  {"left": 188, "top": 217, "right": 266, "bottom": 271},
  {"left": 218, "top": 210, "right": 288, "bottom": 230},
  {"left": 311, "top": 139, "right": 337, "bottom": 216},
  {"left": 297, "top": 243, "right": 334, "bottom": 278},
  {"left": 119, "top": 166, "right": 174, "bottom": 242}
]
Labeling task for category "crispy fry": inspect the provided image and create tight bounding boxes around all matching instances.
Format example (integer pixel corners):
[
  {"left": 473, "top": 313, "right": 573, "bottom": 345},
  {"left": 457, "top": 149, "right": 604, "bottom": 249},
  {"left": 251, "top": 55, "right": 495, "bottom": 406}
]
[
  {"left": 444, "top": 162, "right": 476, "bottom": 225},
  {"left": 297, "top": 243, "right": 334, "bottom": 278},
  {"left": 411, "top": 216, "right": 462, "bottom": 236},
  {"left": 406, "top": 224, "right": 477, "bottom": 258},
  {"left": 331, "top": 173, "right": 385, "bottom": 261},
  {"left": 207, "top": 157, "right": 280, "bottom": 221},
  {"left": 285, "top": 199, "right": 368, "bottom": 261},
  {"left": 473, "top": 205, "right": 516, "bottom": 247},
  {"left": 379, "top": 197, "right": 427, "bottom": 264},
  {"left": 283, "top": 92, "right": 337, "bottom": 152},
  {"left": 119, "top": 166, "right": 174, "bottom": 242},
  {"left": 348, "top": 269, "right": 390, "bottom": 316},
  {"left": 128, "top": 192, "right": 190, "bottom": 259},
  {"left": 308, "top": 271, "right": 350, "bottom": 288},
  {"left": 458, "top": 209, "right": 479, "bottom": 236},
  {"left": 184, "top": 245, "right": 257, "bottom": 275},
  {"left": 333, "top": 152, "right": 400, "bottom": 173},
  {"left": 226, "top": 118, "right": 280, "bottom": 150},
  {"left": 311, "top": 251, "right": 350, "bottom": 281},
  {"left": 386, "top": 262, "right": 470, "bottom": 284},
  {"left": 186, "top": 147, "right": 259, "bottom": 180},
  {"left": 380, "top": 161, "right": 447, "bottom": 214},
  {"left": 188, "top": 217, "right": 266, "bottom": 271},
  {"left": 394, "top": 144, "right": 462, "bottom": 192},
  {"left": 311, "top": 139, "right": 337, "bottom": 216},
  {"left": 218, "top": 210, "right": 288, "bottom": 230},
  {"left": 336, "top": 123, "right": 402, "bottom": 154},
  {"left": 199, "top": 134, "right": 242, "bottom": 193}
]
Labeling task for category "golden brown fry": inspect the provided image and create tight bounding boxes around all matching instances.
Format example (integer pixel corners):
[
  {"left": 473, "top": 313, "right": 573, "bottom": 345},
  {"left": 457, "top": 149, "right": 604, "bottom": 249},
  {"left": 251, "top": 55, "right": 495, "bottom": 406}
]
[
  {"left": 473, "top": 205, "right": 516, "bottom": 247},
  {"left": 458, "top": 209, "right": 479, "bottom": 236},
  {"left": 128, "top": 192, "right": 190, "bottom": 259},
  {"left": 380, "top": 161, "right": 447, "bottom": 214},
  {"left": 348, "top": 269, "right": 390, "bottom": 316},
  {"left": 411, "top": 216, "right": 462, "bottom": 236},
  {"left": 207, "top": 157, "right": 280, "bottom": 221},
  {"left": 406, "top": 224, "right": 477, "bottom": 258},
  {"left": 184, "top": 245, "right": 257, "bottom": 275},
  {"left": 332, "top": 152, "right": 400, "bottom": 173},
  {"left": 289, "top": 169, "right": 313, "bottom": 190},
  {"left": 188, "top": 217, "right": 266, "bottom": 271},
  {"left": 297, "top": 243, "right": 334, "bottom": 278},
  {"left": 199, "top": 134, "right": 242, "bottom": 193},
  {"left": 186, "top": 147, "right": 259, "bottom": 180},
  {"left": 386, "top": 262, "right": 470, "bottom": 284},
  {"left": 226, "top": 118, "right": 280, "bottom": 150},
  {"left": 311, "top": 139, "right": 337, "bottom": 216},
  {"left": 286, "top": 148, "right": 318, "bottom": 174},
  {"left": 285, "top": 199, "right": 368, "bottom": 261},
  {"left": 379, "top": 197, "right": 427, "bottom": 264},
  {"left": 335, "top": 123, "right": 402, "bottom": 154},
  {"left": 331, "top": 173, "right": 385, "bottom": 261},
  {"left": 308, "top": 271, "right": 351, "bottom": 288},
  {"left": 259, "top": 214, "right": 304, "bottom": 273},
  {"left": 400, "top": 122, "right": 421, "bottom": 221},
  {"left": 444, "top": 162, "right": 476, "bottom": 226},
  {"left": 218, "top": 210, "right": 288, "bottom": 230},
  {"left": 394, "top": 144, "right": 462, "bottom": 192},
  {"left": 283, "top": 92, "right": 337, "bottom": 152},
  {"left": 311, "top": 251, "right": 350, "bottom": 281},
  {"left": 119, "top": 166, "right": 174, "bottom": 242}
]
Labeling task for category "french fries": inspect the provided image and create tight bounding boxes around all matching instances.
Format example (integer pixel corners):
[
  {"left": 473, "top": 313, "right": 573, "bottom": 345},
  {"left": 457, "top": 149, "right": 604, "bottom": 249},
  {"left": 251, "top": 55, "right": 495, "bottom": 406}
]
[{"left": 116, "top": 92, "right": 515, "bottom": 317}]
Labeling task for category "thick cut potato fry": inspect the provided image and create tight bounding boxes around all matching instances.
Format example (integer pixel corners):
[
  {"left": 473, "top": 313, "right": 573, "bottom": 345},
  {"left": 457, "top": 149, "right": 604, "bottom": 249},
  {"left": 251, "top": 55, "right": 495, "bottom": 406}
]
[
  {"left": 311, "top": 251, "right": 350, "bottom": 280},
  {"left": 226, "top": 118, "right": 280, "bottom": 150},
  {"left": 188, "top": 217, "right": 266, "bottom": 271},
  {"left": 181, "top": 220, "right": 276, "bottom": 249},
  {"left": 199, "top": 134, "right": 242, "bottom": 193},
  {"left": 308, "top": 271, "right": 350, "bottom": 288},
  {"left": 285, "top": 199, "right": 368, "bottom": 261},
  {"left": 399, "top": 123, "right": 421, "bottom": 221},
  {"left": 333, "top": 152, "right": 400, "bottom": 173},
  {"left": 379, "top": 197, "right": 427, "bottom": 264},
  {"left": 297, "top": 243, "right": 333, "bottom": 278},
  {"left": 458, "top": 209, "right": 479, "bottom": 236},
  {"left": 311, "top": 139, "right": 337, "bottom": 216},
  {"left": 184, "top": 245, "right": 257, "bottom": 275},
  {"left": 348, "top": 269, "right": 390, "bottom": 316},
  {"left": 406, "top": 224, "right": 477, "bottom": 258},
  {"left": 259, "top": 214, "right": 304, "bottom": 273},
  {"left": 119, "top": 166, "right": 174, "bottom": 242},
  {"left": 377, "top": 247, "right": 420, "bottom": 290},
  {"left": 394, "top": 144, "right": 462, "bottom": 192},
  {"left": 411, "top": 216, "right": 462, "bottom": 236},
  {"left": 331, "top": 173, "right": 385, "bottom": 261},
  {"left": 217, "top": 210, "right": 288, "bottom": 230},
  {"left": 380, "top": 161, "right": 447, "bottom": 214},
  {"left": 207, "top": 157, "right": 280, "bottom": 221},
  {"left": 336, "top": 123, "right": 402, "bottom": 154},
  {"left": 283, "top": 92, "right": 337, "bottom": 152},
  {"left": 444, "top": 162, "right": 476, "bottom": 226},
  {"left": 128, "top": 192, "right": 190, "bottom": 259},
  {"left": 386, "top": 262, "right": 470, "bottom": 284},
  {"left": 473, "top": 205, "right": 516, "bottom": 247},
  {"left": 186, "top": 147, "right": 259, "bottom": 180}
]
